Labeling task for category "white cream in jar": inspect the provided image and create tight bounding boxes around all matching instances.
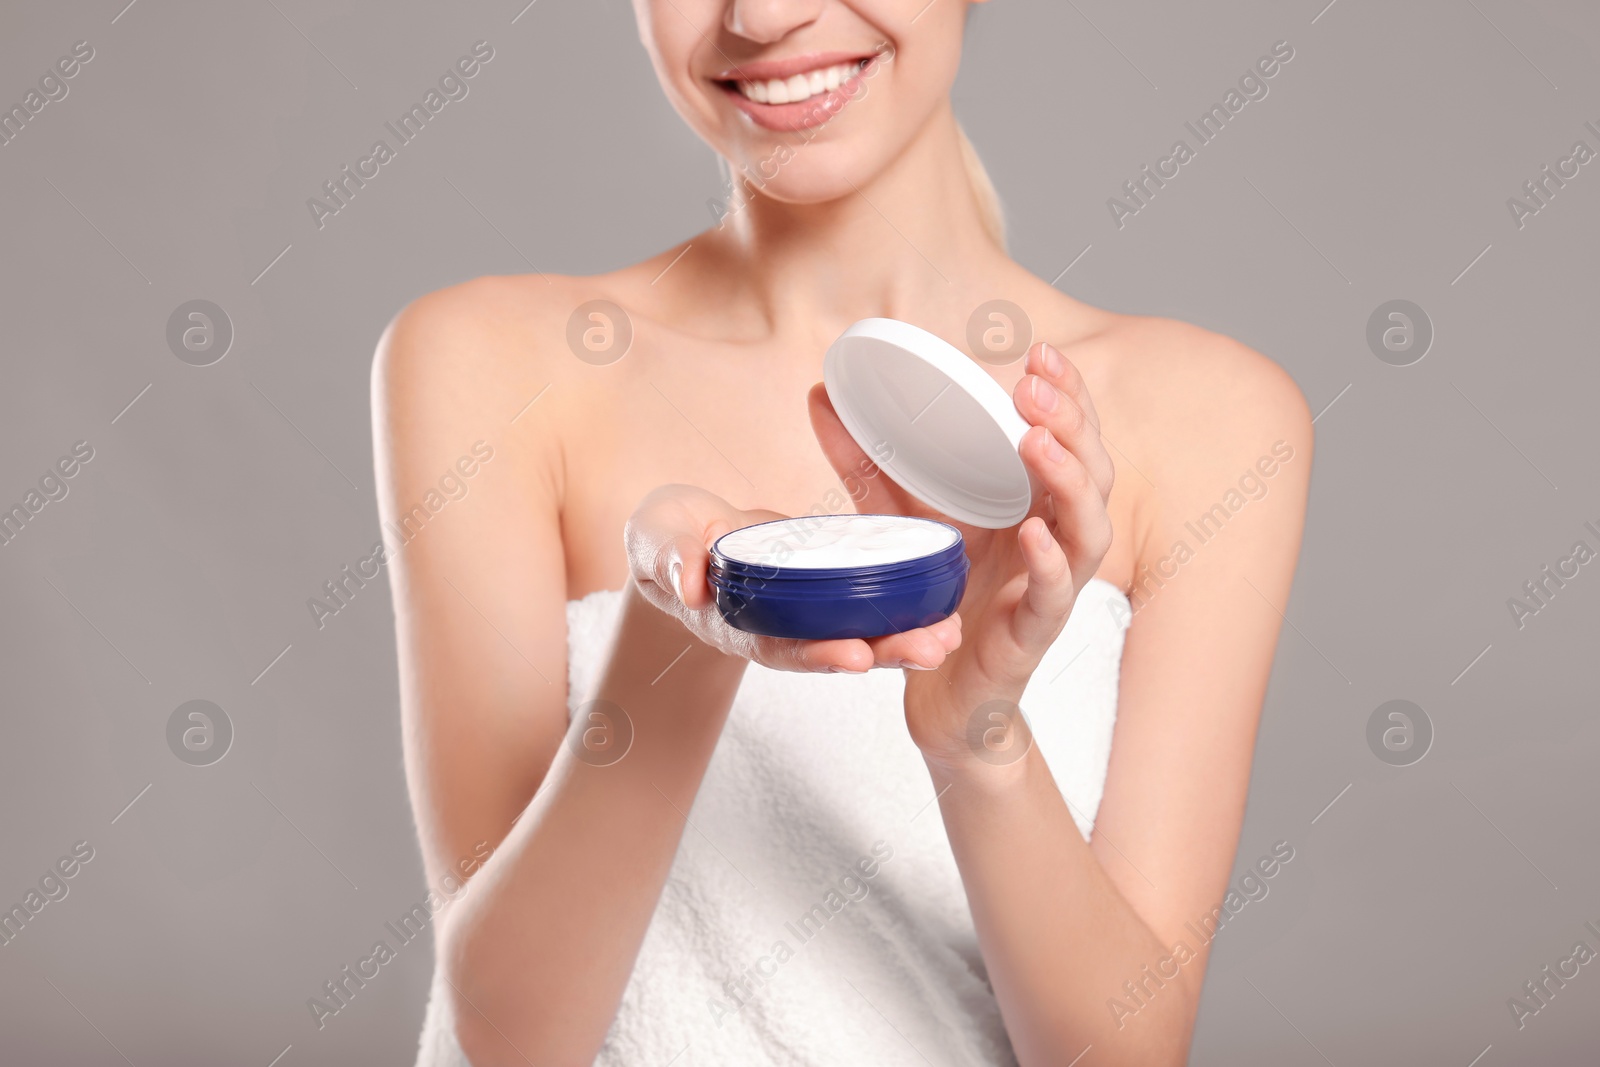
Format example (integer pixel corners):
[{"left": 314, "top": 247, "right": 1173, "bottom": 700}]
[{"left": 713, "top": 513, "right": 960, "bottom": 570}]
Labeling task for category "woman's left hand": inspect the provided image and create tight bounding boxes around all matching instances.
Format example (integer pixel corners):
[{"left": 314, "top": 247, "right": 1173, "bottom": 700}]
[{"left": 808, "top": 341, "right": 1115, "bottom": 768}]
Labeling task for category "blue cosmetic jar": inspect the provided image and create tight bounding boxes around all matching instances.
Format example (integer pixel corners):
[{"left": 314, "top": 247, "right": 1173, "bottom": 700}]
[
  {"left": 709, "top": 514, "right": 970, "bottom": 640},
  {"left": 710, "top": 317, "right": 1035, "bottom": 641}
]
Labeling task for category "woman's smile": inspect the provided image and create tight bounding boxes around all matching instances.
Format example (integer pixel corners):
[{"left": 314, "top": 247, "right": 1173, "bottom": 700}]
[{"left": 713, "top": 50, "right": 883, "bottom": 131}]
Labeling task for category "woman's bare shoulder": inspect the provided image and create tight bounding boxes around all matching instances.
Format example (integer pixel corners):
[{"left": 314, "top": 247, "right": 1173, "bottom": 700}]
[
  {"left": 1083, "top": 313, "right": 1306, "bottom": 426},
  {"left": 1061, "top": 311, "right": 1311, "bottom": 484},
  {"left": 375, "top": 270, "right": 636, "bottom": 397}
]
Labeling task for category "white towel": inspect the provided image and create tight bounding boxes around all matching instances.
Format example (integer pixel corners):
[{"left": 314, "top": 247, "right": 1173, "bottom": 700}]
[{"left": 417, "top": 579, "right": 1129, "bottom": 1066}]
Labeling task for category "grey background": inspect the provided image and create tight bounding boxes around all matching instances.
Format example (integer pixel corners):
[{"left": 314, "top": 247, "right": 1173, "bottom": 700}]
[{"left": 2, "top": 0, "right": 1596, "bottom": 1063}]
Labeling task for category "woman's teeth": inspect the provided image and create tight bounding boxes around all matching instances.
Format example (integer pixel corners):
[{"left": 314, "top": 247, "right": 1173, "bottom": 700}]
[{"left": 736, "top": 61, "right": 865, "bottom": 105}]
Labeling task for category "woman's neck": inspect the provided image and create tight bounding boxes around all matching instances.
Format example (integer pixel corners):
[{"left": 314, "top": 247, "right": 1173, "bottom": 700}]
[{"left": 704, "top": 103, "right": 1017, "bottom": 343}]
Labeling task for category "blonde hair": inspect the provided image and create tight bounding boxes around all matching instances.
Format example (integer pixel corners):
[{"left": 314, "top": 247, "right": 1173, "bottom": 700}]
[{"left": 956, "top": 122, "right": 1006, "bottom": 250}]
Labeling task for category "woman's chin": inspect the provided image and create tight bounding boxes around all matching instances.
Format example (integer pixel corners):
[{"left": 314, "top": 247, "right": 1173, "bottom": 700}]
[
  {"left": 723, "top": 167, "right": 882, "bottom": 215},
  {"left": 715, "top": 134, "right": 897, "bottom": 205}
]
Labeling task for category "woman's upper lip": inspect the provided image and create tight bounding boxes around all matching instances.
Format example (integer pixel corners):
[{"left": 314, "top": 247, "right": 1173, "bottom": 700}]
[{"left": 712, "top": 50, "right": 878, "bottom": 83}]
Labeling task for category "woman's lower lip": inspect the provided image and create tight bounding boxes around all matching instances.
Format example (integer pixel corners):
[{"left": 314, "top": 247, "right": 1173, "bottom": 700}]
[{"left": 720, "top": 64, "right": 873, "bottom": 133}]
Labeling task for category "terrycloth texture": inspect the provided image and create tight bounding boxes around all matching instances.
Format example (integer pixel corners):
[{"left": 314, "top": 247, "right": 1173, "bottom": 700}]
[{"left": 417, "top": 579, "right": 1130, "bottom": 1067}]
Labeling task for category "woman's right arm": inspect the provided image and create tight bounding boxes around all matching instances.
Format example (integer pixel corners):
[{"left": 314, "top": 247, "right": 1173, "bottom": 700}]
[
  {"left": 372, "top": 282, "right": 959, "bottom": 1066},
  {"left": 372, "top": 282, "right": 747, "bottom": 1067}
]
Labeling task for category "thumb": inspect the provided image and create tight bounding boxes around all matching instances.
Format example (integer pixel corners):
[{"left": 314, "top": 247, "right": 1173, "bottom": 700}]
[
  {"left": 651, "top": 519, "right": 733, "bottom": 612},
  {"left": 807, "top": 383, "right": 901, "bottom": 515}
]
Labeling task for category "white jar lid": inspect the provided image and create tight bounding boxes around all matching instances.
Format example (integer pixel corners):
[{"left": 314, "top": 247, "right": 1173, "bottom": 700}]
[{"left": 823, "top": 318, "right": 1034, "bottom": 529}]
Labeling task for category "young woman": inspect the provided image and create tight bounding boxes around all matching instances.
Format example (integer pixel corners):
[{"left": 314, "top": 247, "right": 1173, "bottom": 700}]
[{"left": 375, "top": 2, "right": 1311, "bottom": 1064}]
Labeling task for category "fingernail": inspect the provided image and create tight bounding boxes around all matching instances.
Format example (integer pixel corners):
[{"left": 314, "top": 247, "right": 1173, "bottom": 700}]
[
  {"left": 1040, "top": 343, "right": 1064, "bottom": 377},
  {"left": 1029, "top": 375, "right": 1058, "bottom": 412},
  {"left": 1042, "top": 429, "right": 1067, "bottom": 462},
  {"left": 904, "top": 662, "right": 936, "bottom": 671},
  {"left": 669, "top": 561, "right": 684, "bottom": 601}
]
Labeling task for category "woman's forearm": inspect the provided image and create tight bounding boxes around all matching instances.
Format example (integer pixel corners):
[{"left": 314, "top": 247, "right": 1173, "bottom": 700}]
[
  {"left": 931, "top": 744, "right": 1198, "bottom": 1067},
  {"left": 443, "top": 579, "right": 748, "bottom": 1067}
]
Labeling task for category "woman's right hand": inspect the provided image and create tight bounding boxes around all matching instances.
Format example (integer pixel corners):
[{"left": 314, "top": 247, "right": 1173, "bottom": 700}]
[{"left": 625, "top": 484, "right": 963, "bottom": 674}]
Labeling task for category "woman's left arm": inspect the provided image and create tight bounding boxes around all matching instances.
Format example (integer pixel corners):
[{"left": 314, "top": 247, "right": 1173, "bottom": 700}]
[{"left": 817, "top": 330, "right": 1312, "bottom": 1066}]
